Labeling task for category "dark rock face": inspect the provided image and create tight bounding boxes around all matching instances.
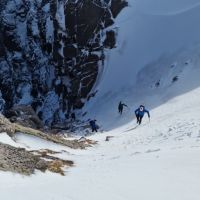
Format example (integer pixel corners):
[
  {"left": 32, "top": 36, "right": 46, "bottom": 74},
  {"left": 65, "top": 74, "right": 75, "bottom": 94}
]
[
  {"left": 5, "top": 105, "right": 44, "bottom": 129},
  {"left": 0, "top": 0, "right": 127, "bottom": 125}
]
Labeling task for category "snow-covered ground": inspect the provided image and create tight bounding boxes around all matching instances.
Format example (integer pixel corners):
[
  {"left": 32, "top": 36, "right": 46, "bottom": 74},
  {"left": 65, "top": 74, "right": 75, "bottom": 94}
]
[
  {"left": 1, "top": 0, "right": 200, "bottom": 199},
  {"left": 1, "top": 86, "right": 200, "bottom": 200},
  {"left": 81, "top": 0, "right": 200, "bottom": 130}
]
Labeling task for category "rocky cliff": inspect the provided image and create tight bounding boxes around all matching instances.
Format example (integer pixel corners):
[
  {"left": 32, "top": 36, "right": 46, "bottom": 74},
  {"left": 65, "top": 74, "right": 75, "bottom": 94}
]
[{"left": 0, "top": 0, "right": 127, "bottom": 125}]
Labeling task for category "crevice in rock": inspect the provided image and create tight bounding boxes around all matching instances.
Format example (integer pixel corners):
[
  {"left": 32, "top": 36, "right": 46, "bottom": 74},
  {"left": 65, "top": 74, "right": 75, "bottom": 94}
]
[{"left": 0, "top": 0, "right": 127, "bottom": 126}]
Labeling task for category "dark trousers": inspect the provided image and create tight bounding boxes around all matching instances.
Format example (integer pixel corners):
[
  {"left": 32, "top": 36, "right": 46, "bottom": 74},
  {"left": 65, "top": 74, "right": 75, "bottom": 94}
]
[
  {"left": 118, "top": 108, "right": 123, "bottom": 114},
  {"left": 136, "top": 115, "right": 143, "bottom": 125},
  {"left": 91, "top": 126, "right": 98, "bottom": 132}
]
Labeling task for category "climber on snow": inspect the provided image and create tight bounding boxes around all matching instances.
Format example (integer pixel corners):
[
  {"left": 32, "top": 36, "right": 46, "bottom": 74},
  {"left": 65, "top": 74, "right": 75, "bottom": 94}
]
[
  {"left": 135, "top": 105, "right": 150, "bottom": 125},
  {"left": 118, "top": 101, "right": 128, "bottom": 115},
  {"left": 89, "top": 119, "right": 98, "bottom": 132}
]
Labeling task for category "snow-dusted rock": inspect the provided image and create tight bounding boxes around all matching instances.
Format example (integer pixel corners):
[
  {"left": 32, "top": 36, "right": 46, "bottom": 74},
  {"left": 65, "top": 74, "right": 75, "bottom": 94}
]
[
  {"left": 5, "top": 105, "right": 44, "bottom": 129},
  {"left": 0, "top": 0, "right": 127, "bottom": 125}
]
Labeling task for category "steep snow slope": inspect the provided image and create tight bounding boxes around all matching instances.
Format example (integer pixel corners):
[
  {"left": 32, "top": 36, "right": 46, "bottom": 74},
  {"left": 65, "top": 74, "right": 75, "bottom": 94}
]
[
  {"left": 1, "top": 1, "right": 200, "bottom": 200},
  {"left": 83, "top": 0, "right": 200, "bottom": 130},
  {"left": 136, "top": 0, "right": 200, "bottom": 15},
  {"left": 100, "top": 0, "right": 200, "bottom": 91},
  {"left": 84, "top": 46, "right": 200, "bottom": 131},
  {"left": 1, "top": 83, "right": 200, "bottom": 200}
]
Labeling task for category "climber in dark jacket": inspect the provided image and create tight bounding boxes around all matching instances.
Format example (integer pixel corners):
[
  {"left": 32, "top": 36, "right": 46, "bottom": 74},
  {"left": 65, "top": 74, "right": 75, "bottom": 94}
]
[
  {"left": 118, "top": 101, "right": 128, "bottom": 114},
  {"left": 89, "top": 119, "right": 98, "bottom": 132},
  {"left": 135, "top": 105, "right": 150, "bottom": 125}
]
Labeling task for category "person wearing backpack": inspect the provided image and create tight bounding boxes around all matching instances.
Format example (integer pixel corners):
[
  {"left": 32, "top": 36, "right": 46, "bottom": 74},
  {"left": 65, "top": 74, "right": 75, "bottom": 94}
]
[
  {"left": 89, "top": 119, "right": 98, "bottom": 132},
  {"left": 135, "top": 105, "right": 150, "bottom": 125}
]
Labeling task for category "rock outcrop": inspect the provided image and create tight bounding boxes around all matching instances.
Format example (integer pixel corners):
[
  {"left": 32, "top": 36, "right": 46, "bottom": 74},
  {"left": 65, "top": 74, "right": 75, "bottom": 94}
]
[
  {"left": 0, "top": 0, "right": 127, "bottom": 126},
  {"left": 0, "top": 114, "right": 97, "bottom": 149},
  {"left": 5, "top": 105, "right": 44, "bottom": 129},
  {"left": 0, "top": 114, "right": 15, "bottom": 136},
  {"left": 0, "top": 143, "right": 74, "bottom": 175}
]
